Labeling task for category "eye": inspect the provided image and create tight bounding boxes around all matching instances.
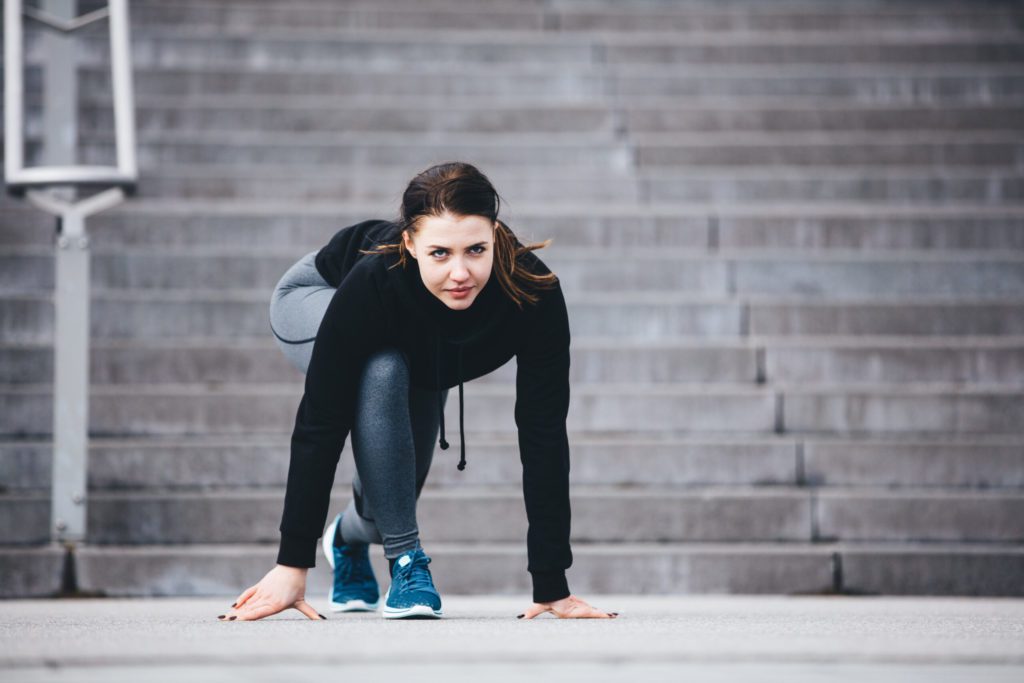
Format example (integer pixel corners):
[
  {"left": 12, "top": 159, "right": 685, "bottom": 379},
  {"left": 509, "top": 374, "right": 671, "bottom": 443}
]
[{"left": 429, "top": 246, "right": 487, "bottom": 258}]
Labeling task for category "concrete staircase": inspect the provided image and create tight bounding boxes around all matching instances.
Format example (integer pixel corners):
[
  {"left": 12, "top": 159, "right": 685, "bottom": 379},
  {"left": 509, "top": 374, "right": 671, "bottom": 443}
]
[{"left": 2, "top": 0, "right": 1023, "bottom": 598}]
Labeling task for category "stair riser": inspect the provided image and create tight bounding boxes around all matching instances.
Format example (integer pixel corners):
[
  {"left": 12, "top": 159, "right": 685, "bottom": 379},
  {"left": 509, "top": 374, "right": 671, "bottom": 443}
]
[
  {"left": 38, "top": 35, "right": 1024, "bottom": 70},
  {"left": 74, "top": 70, "right": 1024, "bottom": 103},
  {"left": 0, "top": 299, "right": 746, "bottom": 343},
  {"left": 5, "top": 544, "right": 1022, "bottom": 598},
  {"left": 0, "top": 346, "right": 759, "bottom": 385},
  {"left": 3, "top": 492, "right": 1019, "bottom": 545},
  {"left": 0, "top": 440, "right": 799, "bottom": 491},
  {"left": 63, "top": 105, "right": 1024, "bottom": 135},
  {"left": 0, "top": 494, "right": 813, "bottom": 545}
]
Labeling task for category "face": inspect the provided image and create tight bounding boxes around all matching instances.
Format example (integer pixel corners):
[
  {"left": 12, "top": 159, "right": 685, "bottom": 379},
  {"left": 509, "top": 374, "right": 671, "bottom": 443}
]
[{"left": 402, "top": 213, "right": 495, "bottom": 310}]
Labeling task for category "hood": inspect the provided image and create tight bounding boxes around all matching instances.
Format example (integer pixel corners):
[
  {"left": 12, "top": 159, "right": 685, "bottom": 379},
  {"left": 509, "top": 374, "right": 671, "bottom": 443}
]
[{"left": 386, "top": 250, "right": 511, "bottom": 472}]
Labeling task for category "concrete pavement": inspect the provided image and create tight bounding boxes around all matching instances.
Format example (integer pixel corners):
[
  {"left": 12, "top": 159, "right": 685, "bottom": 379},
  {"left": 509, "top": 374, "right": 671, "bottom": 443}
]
[{"left": 2, "top": 594, "right": 1022, "bottom": 681}]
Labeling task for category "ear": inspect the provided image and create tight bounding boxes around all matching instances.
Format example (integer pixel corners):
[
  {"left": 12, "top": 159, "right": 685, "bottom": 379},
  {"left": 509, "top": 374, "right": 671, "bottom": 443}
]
[{"left": 402, "top": 230, "right": 417, "bottom": 260}]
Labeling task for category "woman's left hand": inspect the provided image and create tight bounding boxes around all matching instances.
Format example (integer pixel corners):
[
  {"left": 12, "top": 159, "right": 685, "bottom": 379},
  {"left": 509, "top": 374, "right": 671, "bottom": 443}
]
[{"left": 517, "top": 594, "right": 618, "bottom": 619}]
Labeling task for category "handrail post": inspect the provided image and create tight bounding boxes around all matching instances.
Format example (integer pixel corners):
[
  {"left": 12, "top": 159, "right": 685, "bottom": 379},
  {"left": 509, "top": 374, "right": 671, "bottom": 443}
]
[{"left": 3, "top": 0, "right": 138, "bottom": 551}]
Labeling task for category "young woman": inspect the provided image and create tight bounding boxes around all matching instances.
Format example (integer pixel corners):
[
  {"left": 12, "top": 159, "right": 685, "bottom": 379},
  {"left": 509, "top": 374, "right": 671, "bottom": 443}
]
[{"left": 218, "top": 162, "right": 616, "bottom": 621}]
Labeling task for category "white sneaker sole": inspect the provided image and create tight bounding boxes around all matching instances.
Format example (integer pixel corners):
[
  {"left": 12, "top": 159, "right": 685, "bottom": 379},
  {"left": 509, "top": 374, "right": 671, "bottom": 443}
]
[
  {"left": 329, "top": 598, "right": 380, "bottom": 612},
  {"left": 321, "top": 513, "right": 342, "bottom": 570},
  {"left": 381, "top": 588, "right": 443, "bottom": 619},
  {"left": 322, "top": 513, "right": 380, "bottom": 612}
]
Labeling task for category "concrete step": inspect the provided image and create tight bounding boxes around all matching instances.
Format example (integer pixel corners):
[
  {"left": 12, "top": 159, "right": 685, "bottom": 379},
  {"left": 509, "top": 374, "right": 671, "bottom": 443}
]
[
  {"left": 0, "top": 382, "right": 780, "bottom": 437},
  {"left": 641, "top": 168, "right": 1024, "bottom": 204},
  {"left": 3, "top": 433, "right": 1021, "bottom": 493},
  {"left": 75, "top": 100, "right": 617, "bottom": 136},
  {"left": 556, "top": 0, "right": 1024, "bottom": 37},
  {"left": 624, "top": 104, "right": 1024, "bottom": 133},
  {"left": 47, "top": 30, "right": 1024, "bottom": 70},
  {"left": 5, "top": 540, "right": 1022, "bottom": 598},
  {"left": 0, "top": 201, "right": 710, "bottom": 249},
  {"left": 76, "top": 0, "right": 1024, "bottom": 35},
  {"left": 63, "top": 100, "right": 1024, "bottom": 136},
  {"left": 53, "top": 133, "right": 1024, "bottom": 169},
  {"left": 714, "top": 210, "right": 1024, "bottom": 250},
  {"left": 748, "top": 300, "right": 1024, "bottom": 336},
  {"left": 3, "top": 382, "right": 1023, "bottom": 437},
  {"left": 0, "top": 485, "right": 809, "bottom": 545},
  {"left": 83, "top": 164, "right": 1024, "bottom": 203},
  {"left": 7, "top": 293, "right": 1024, "bottom": 344},
  {"left": 0, "top": 433, "right": 802, "bottom": 492},
  {"left": 2, "top": 485, "right": 1021, "bottom": 545},
  {"left": 0, "top": 337, "right": 763, "bottom": 385},
  {"left": 802, "top": 435, "right": 1024, "bottom": 488},
  {"left": 11, "top": 128, "right": 1024, "bottom": 170},
  {"left": 6, "top": 336, "right": 1023, "bottom": 386},
  {"left": 0, "top": 292, "right": 749, "bottom": 343},
  {"left": 73, "top": 136, "right": 635, "bottom": 170},
  {"left": 634, "top": 135, "right": 1024, "bottom": 168},
  {"left": 6, "top": 247, "right": 1024, "bottom": 297},
  {"left": 3, "top": 201, "right": 1022, "bottom": 252},
  {"left": 729, "top": 256, "right": 1024, "bottom": 299},
  {"left": 74, "top": 66, "right": 1024, "bottom": 104},
  {"left": 764, "top": 340, "right": 1024, "bottom": 385},
  {"left": 13, "top": 540, "right": 1024, "bottom": 598},
  {"left": 781, "top": 386, "right": 1024, "bottom": 434}
]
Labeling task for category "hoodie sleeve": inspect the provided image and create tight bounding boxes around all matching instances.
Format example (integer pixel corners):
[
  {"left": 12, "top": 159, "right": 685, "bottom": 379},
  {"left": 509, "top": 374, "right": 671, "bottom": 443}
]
[
  {"left": 515, "top": 280, "right": 573, "bottom": 603},
  {"left": 276, "top": 262, "right": 388, "bottom": 567}
]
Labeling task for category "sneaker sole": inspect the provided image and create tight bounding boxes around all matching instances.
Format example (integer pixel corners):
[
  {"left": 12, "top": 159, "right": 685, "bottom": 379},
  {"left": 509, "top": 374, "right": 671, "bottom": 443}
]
[
  {"left": 329, "top": 598, "right": 381, "bottom": 612},
  {"left": 321, "top": 514, "right": 341, "bottom": 570},
  {"left": 381, "top": 588, "right": 443, "bottom": 619},
  {"left": 323, "top": 513, "right": 380, "bottom": 612}
]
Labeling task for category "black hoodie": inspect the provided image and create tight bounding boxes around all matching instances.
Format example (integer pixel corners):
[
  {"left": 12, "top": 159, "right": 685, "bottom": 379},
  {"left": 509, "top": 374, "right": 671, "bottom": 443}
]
[{"left": 275, "top": 219, "right": 572, "bottom": 603}]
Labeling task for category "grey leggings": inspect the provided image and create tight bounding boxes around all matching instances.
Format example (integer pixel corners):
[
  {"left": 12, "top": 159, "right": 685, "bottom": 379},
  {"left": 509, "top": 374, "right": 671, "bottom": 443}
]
[{"left": 269, "top": 250, "right": 447, "bottom": 559}]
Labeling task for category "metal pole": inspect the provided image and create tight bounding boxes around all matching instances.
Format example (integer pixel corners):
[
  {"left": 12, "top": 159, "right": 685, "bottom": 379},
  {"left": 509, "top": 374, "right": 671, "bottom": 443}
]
[
  {"left": 109, "top": 0, "right": 137, "bottom": 178},
  {"left": 52, "top": 213, "right": 90, "bottom": 544},
  {"left": 5, "top": 0, "right": 137, "bottom": 549},
  {"left": 43, "top": 0, "right": 87, "bottom": 544},
  {"left": 3, "top": 0, "right": 25, "bottom": 180}
]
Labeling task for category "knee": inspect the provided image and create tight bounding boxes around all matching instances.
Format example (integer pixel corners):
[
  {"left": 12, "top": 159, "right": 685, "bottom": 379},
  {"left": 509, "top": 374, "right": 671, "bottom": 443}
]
[{"left": 361, "top": 348, "right": 409, "bottom": 387}]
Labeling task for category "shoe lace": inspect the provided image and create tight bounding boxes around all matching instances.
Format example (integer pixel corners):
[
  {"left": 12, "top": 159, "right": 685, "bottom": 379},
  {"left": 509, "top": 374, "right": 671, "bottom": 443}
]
[{"left": 395, "top": 552, "right": 434, "bottom": 593}]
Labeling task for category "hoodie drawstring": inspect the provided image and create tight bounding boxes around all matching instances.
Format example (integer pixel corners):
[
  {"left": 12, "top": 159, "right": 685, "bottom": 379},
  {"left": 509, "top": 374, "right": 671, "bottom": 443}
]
[{"left": 435, "top": 333, "right": 467, "bottom": 471}]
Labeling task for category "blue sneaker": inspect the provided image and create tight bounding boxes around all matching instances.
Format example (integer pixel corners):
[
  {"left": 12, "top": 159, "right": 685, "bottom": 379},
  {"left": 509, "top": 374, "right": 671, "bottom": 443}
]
[
  {"left": 382, "top": 547, "right": 443, "bottom": 619},
  {"left": 321, "top": 512, "right": 380, "bottom": 612}
]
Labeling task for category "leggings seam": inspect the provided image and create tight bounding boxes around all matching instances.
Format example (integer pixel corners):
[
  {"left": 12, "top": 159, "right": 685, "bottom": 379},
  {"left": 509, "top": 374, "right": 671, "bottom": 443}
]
[{"left": 269, "top": 320, "right": 317, "bottom": 345}]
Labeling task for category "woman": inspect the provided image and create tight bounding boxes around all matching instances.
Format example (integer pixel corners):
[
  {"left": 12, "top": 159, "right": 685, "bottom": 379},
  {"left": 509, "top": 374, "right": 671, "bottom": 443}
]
[{"left": 218, "top": 162, "right": 616, "bottom": 621}]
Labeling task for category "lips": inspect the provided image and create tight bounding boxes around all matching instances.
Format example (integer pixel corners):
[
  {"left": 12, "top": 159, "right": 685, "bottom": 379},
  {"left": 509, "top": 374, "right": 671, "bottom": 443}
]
[{"left": 448, "top": 286, "right": 472, "bottom": 293}]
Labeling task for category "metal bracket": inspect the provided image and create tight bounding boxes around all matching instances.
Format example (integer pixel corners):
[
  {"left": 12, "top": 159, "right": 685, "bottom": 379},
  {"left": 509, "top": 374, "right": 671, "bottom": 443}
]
[{"left": 23, "top": 5, "right": 109, "bottom": 32}]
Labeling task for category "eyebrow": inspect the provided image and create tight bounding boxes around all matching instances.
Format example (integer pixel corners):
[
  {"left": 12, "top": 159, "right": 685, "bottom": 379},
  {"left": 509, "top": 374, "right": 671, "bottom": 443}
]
[{"left": 426, "top": 242, "right": 488, "bottom": 250}]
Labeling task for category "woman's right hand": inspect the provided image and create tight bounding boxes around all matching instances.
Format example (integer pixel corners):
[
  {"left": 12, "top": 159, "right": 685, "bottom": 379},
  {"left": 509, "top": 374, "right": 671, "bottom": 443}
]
[{"left": 218, "top": 564, "right": 325, "bottom": 622}]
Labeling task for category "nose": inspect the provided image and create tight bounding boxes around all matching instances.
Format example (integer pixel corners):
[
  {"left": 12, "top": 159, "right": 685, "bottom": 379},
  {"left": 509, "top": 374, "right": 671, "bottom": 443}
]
[{"left": 450, "top": 259, "right": 470, "bottom": 282}]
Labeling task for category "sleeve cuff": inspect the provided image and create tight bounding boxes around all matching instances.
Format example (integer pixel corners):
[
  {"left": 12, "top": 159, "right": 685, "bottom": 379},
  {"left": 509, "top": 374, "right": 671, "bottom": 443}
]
[
  {"left": 530, "top": 570, "right": 570, "bottom": 604},
  {"left": 276, "top": 533, "right": 318, "bottom": 568}
]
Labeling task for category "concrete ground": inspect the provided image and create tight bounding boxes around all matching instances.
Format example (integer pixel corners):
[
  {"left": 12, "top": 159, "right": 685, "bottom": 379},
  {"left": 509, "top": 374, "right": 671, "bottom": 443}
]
[{"left": 1, "top": 595, "right": 1022, "bottom": 682}]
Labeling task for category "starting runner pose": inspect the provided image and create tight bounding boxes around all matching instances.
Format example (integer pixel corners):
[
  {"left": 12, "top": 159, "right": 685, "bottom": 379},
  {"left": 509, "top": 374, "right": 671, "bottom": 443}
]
[{"left": 219, "top": 161, "right": 616, "bottom": 622}]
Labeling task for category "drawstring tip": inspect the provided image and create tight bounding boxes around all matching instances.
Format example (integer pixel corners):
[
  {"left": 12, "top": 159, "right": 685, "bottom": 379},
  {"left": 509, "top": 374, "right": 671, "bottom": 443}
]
[
  {"left": 457, "top": 460, "right": 466, "bottom": 471},
  {"left": 439, "top": 438, "right": 449, "bottom": 450}
]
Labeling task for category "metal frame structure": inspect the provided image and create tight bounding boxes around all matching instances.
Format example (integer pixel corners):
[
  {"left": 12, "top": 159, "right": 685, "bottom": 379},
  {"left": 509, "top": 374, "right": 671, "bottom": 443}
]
[
  {"left": 3, "top": 0, "right": 137, "bottom": 548},
  {"left": 5, "top": 0, "right": 137, "bottom": 190}
]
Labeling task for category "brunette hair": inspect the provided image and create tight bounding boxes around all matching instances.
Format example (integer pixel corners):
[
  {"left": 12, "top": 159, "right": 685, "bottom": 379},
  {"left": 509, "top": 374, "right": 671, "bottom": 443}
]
[{"left": 359, "top": 161, "right": 558, "bottom": 309}]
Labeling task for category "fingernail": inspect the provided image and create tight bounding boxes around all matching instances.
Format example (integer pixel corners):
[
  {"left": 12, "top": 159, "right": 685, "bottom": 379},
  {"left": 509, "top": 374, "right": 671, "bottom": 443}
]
[
  {"left": 517, "top": 614, "right": 524, "bottom": 619},
  {"left": 228, "top": 616, "right": 237, "bottom": 621},
  {"left": 231, "top": 603, "right": 237, "bottom": 608},
  {"left": 217, "top": 615, "right": 225, "bottom": 619},
  {"left": 318, "top": 613, "right": 327, "bottom": 620}
]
